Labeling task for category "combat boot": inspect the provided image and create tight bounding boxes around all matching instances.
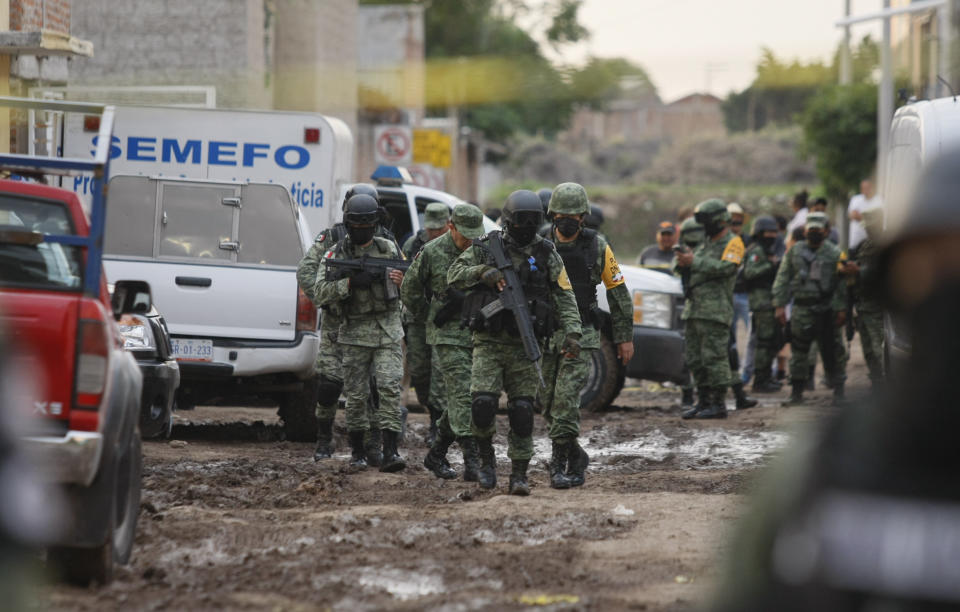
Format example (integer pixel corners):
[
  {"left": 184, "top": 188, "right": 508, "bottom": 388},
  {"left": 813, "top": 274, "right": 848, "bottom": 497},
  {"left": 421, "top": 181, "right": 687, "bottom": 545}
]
[
  {"left": 752, "top": 373, "right": 782, "bottom": 393},
  {"left": 733, "top": 382, "right": 758, "bottom": 410},
  {"left": 313, "top": 419, "right": 334, "bottom": 461},
  {"left": 423, "top": 429, "right": 457, "bottom": 479},
  {"left": 566, "top": 440, "right": 589, "bottom": 487},
  {"left": 365, "top": 427, "right": 383, "bottom": 468},
  {"left": 379, "top": 429, "right": 406, "bottom": 473},
  {"left": 548, "top": 439, "right": 573, "bottom": 489},
  {"left": 425, "top": 406, "right": 441, "bottom": 448},
  {"left": 348, "top": 430, "right": 367, "bottom": 470},
  {"left": 784, "top": 382, "right": 805, "bottom": 406},
  {"left": 508, "top": 460, "right": 531, "bottom": 496},
  {"left": 690, "top": 388, "right": 728, "bottom": 419},
  {"left": 681, "top": 387, "right": 695, "bottom": 409},
  {"left": 832, "top": 382, "right": 846, "bottom": 406},
  {"left": 476, "top": 437, "right": 497, "bottom": 490},
  {"left": 682, "top": 386, "right": 709, "bottom": 419},
  {"left": 458, "top": 437, "right": 481, "bottom": 482},
  {"left": 806, "top": 365, "right": 815, "bottom": 391}
]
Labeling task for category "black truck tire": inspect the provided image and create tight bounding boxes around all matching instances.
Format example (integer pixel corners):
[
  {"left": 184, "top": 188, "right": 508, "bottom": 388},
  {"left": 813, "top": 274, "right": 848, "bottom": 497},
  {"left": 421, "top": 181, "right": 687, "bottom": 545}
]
[
  {"left": 580, "top": 333, "right": 626, "bottom": 413},
  {"left": 140, "top": 393, "right": 172, "bottom": 439},
  {"left": 280, "top": 377, "right": 319, "bottom": 442}
]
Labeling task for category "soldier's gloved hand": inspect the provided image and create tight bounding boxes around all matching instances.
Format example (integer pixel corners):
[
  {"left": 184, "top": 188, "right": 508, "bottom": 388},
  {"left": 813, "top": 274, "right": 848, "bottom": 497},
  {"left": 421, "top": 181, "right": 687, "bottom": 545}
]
[
  {"left": 350, "top": 270, "right": 377, "bottom": 289},
  {"left": 561, "top": 334, "right": 581, "bottom": 359},
  {"left": 480, "top": 266, "right": 504, "bottom": 288}
]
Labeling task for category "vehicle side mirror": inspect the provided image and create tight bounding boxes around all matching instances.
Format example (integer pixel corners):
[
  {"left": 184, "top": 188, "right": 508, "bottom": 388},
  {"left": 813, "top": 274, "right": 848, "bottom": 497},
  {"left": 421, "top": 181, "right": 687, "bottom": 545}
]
[{"left": 112, "top": 280, "right": 152, "bottom": 320}]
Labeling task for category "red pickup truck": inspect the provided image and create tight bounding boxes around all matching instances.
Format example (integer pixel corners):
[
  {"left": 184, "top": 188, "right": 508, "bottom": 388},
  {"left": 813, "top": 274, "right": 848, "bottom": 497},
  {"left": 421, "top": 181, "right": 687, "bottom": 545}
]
[{"left": 0, "top": 100, "right": 147, "bottom": 584}]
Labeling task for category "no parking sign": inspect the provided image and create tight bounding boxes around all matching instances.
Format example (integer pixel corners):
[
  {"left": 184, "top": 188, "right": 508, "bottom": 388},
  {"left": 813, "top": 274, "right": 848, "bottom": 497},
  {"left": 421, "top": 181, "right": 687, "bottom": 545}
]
[{"left": 374, "top": 125, "right": 412, "bottom": 165}]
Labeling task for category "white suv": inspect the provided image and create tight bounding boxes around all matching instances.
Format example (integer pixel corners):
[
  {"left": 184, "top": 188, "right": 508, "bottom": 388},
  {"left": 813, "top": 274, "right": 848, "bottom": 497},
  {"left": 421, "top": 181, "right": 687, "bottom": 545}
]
[{"left": 102, "top": 176, "right": 320, "bottom": 440}]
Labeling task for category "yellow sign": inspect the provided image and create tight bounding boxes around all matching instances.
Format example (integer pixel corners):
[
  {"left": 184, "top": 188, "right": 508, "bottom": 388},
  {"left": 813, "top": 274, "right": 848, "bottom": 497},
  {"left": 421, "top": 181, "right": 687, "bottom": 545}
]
[{"left": 413, "top": 129, "right": 452, "bottom": 168}]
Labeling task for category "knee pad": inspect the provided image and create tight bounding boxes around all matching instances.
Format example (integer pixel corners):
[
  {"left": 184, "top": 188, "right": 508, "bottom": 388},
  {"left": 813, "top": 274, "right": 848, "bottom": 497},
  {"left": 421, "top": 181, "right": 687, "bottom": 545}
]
[
  {"left": 471, "top": 392, "right": 499, "bottom": 429},
  {"left": 507, "top": 396, "right": 535, "bottom": 437},
  {"left": 316, "top": 375, "right": 343, "bottom": 405}
]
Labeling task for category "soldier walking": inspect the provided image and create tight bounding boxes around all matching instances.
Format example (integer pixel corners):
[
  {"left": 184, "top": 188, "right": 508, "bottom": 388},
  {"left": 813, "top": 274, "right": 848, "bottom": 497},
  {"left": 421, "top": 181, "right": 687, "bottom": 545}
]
[
  {"left": 676, "top": 199, "right": 745, "bottom": 420},
  {"left": 742, "top": 216, "right": 783, "bottom": 393},
  {"left": 314, "top": 194, "right": 407, "bottom": 472},
  {"left": 401, "top": 204, "right": 487, "bottom": 481},
  {"left": 772, "top": 211, "right": 848, "bottom": 405},
  {"left": 540, "top": 183, "right": 633, "bottom": 488},
  {"left": 449, "top": 190, "right": 582, "bottom": 495}
]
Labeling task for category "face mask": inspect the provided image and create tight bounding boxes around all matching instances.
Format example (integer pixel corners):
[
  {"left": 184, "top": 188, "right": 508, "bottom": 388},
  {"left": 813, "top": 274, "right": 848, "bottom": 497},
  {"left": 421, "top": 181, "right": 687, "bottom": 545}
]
[
  {"left": 759, "top": 235, "right": 777, "bottom": 253},
  {"left": 508, "top": 225, "right": 537, "bottom": 246},
  {"left": 554, "top": 217, "right": 582, "bottom": 238},
  {"left": 806, "top": 230, "right": 824, "bottom": 246},
  {"left": 703, "top": 220, "right": 725, "bottom": 237},
  {"left": 348, "top": 225, "right": 376, "bottom": 245},
  {"left": 683, "top": 239, "right": 702, "bottom": 249}
]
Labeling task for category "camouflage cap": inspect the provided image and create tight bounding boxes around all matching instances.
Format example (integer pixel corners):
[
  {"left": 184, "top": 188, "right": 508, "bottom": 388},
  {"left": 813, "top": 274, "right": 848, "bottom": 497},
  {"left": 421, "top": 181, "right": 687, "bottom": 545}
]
[
  {"left": 805, "top": 211, "right": 828, "bottom": 230},
  {"left": 451, "top": 203, "right": 485, "bottom": 239},
  {"left": 423, "top": 202, "right": 451, "bottom": 229}
]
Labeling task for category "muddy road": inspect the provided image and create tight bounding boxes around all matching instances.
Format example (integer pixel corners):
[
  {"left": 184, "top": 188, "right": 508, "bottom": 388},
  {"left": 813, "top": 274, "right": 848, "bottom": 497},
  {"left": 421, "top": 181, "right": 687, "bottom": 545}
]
[{"left": 44, "top": 353, "right": 868, "bottom": 611}]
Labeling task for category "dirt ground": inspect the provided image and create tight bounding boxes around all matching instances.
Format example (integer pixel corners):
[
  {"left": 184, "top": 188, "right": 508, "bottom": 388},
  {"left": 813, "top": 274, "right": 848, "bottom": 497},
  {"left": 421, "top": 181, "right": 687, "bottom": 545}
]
[{"left": 41, "top": 343, "right": 870, "bottom": 611}]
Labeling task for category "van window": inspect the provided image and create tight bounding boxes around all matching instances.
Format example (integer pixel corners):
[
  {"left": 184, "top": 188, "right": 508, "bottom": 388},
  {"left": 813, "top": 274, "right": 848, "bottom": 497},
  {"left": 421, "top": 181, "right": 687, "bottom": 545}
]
[
  {"left": 0, "top": 194, "right": 82, "bottom": 290},
  {"left": 105, "top": 175, "right": 157, "bottom": 257},
  {"left": 237, "top": 184, "right": 303, "bottom": 266},
  {"left": 158, "top": 183, "right": 237, "bottom": 261},
  {"left": 378, "top": 191, "right": 413, "bottom": 246}
]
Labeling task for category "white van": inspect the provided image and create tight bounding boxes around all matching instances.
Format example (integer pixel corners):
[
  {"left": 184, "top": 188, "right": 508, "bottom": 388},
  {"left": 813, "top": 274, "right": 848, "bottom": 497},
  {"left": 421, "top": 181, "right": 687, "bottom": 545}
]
[{"left": 883, "top": 95, "right": 960, "bottom": 368}]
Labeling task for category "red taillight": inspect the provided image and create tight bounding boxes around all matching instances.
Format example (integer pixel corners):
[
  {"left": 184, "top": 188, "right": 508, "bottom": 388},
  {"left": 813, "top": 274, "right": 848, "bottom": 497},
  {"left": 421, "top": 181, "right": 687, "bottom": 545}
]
[
  {"left": 296, "top": 287, "right": 318, "bottom": 331},
  {"left": 75, "top": 318, "right": 108, "bottom": 408}
]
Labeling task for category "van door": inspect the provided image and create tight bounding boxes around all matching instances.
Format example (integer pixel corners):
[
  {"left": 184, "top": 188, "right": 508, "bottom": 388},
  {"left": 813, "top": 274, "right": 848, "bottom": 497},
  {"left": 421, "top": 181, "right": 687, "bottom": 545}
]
[{"left": 103, "top": 177, "right": 304, "bottom": 343}]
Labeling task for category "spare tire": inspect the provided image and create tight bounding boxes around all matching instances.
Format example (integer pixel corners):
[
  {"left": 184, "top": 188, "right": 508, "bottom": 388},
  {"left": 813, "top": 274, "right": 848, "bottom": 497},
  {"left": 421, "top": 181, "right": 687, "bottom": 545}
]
[{"left": 580, "top": 333, "right": 625, "bottom": 413}]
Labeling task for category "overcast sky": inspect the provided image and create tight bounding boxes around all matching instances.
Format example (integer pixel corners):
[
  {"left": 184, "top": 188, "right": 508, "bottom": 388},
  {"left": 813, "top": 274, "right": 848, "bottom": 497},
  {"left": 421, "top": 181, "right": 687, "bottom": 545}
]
[{"left": 558, "top": 0, "right": 885, "bottom": 101}]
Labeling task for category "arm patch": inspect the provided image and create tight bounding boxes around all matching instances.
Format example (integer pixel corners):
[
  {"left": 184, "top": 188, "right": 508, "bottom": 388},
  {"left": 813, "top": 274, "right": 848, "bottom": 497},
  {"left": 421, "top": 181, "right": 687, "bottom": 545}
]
[
  {"left": 722, "top": 235, "right": 745, "bottom": 265},
  {"left": 601, "top": 244, "right": 626, "bottom": 289},
  {"left": 557, "top": 267, "right": 573, "bottom": 291}
]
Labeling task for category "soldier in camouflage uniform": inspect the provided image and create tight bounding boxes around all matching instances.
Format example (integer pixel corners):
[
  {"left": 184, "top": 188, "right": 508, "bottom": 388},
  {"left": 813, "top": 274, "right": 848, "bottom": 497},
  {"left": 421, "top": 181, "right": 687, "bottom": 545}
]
[
  {"left": 675, "top": 218, "right": 705, "bottom": 409},
  {"left": 676, "top": 199, "right": 745, "bottom": 420},
  {"left": 449, "top": 190, "right": 582, "bottom": 495},
  {"left": 540, "top": 183, "right": 633, "bottom": 489},
  {"left": 846, "top": 207, "right": 884, "bottom": 389},
  {"left": 297, "top": 184, "right": 387, "bottom": 463},
  {"left": 742, "top": 215, "right": 783, "bottom": 393},
  {"left": 772, "top": 211, "right": 848, "bottom": 405},
  {"left": 401, "top": 202, "right": 451, "bottom": 446},
  {"left": 314, "top": 194, "right": 407, "bottom": 472},
  {"left": 401, "top": 204, "right": 486, "bottom": 481}
]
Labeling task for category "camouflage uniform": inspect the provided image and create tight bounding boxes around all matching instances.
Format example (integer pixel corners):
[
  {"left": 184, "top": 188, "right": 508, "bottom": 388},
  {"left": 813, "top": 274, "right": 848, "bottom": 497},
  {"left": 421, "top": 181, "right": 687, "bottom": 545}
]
[
  {"left": 742, "top": 241, "right": 780, "bottom": 390},
  {"left": 772, "top": 218, "right": 848, "bottom": 400},
  {"left": 851, "top": 236, "right": 883, "bottom": 385}
]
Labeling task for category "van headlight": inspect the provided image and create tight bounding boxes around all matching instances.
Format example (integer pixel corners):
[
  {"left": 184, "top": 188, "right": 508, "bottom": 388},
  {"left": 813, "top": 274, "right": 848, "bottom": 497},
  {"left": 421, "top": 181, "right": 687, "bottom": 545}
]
[
  {"left": 632, "top": 291, "right": 672, "bottom": 329},
  {"left": 118, "top": 314, "right": 157, "bottom": 352}
]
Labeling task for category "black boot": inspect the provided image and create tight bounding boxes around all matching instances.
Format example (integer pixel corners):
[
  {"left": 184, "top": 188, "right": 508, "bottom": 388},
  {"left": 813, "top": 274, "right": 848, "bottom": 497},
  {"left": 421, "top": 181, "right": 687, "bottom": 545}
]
[
  {"left": 459, "top": 437, "right": 480, "bottom": 482},
  {"left": 690, "top": 388, "right": 728, "bottom": 419},
  {"left": 348, "top": 430, "right": 367, "bottom": 469},
  {"left": 548, "top": 440, "right": 573, "bottom": 489},
  {"left": 365, "top": 427, "right": 383, "bottom": 467},
  {"left": 566, "top": 440, "right": 589, "bottom": 487},
  {"left": 806, "top": 365, "right": 815, "bottom": 391},
  {"left": 784, "top": 382, "right": 805, "bottom": 406},
  {"left": 509, "top": 459, "right": 531, "bottom": 496},
  {"left": 425, "top": 405, "right": 441, "bottom": 448},
  {"left": 752, "top": 373, "right": 782, "bottom": 393},
  {"left": 681, "top": 387, "right": 695, "bottom": 409},
  {"left": 682, "top": 386, "right": 709, "bottom": 419},
  {"left": 379, "top": 429, "right": 406, "bottom": 473},
  {"left": 476, "top": 437, "right": 497, "bottom": 490},
  {"left": 424, "top": 430, "right": 457, "bottom": 479},
  {"left": 733, "top": 382, "right": 758, "bottom": 409},
  {"left": 313, "top": 419, "right": 334, "bottom": 461}
]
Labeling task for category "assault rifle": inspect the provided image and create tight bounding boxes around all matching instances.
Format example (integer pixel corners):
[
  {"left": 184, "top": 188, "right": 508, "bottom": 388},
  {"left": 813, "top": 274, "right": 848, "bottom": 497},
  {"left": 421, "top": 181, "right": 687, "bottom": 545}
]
[
  {"left": 323, "top": 255, "right": 410, "bottom": 300},
  {"left": 673, "top": 244, "right": 692, "bottom": 298},
  {"left": 479, "top": 232, "right": 545, "bottom": 387}
]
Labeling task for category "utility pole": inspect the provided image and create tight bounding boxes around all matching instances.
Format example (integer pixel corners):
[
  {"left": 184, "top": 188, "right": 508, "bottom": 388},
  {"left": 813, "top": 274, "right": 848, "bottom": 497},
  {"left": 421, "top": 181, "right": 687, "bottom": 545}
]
[
  {"left": 840, "top": 0, "right": 853, "bottom": 85},
  {"left": 879, "top": 0, "right": 893, "bottom": 189}
]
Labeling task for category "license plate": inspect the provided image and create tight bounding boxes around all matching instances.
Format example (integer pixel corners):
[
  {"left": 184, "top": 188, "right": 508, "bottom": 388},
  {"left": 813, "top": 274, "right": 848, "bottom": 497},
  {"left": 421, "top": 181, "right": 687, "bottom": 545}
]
[{"left": 171, "top": 338, "right": 214, "bottom": 362}]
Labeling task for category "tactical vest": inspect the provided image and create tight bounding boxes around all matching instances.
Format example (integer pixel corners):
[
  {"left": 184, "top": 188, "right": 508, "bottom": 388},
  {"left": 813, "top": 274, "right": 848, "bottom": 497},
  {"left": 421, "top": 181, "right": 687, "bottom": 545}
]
[
  {"left": 555, "top": 228, "right": 600, "bottom": 329},
  {"left": 331, "top": 237, "right": 396, "bottom": 316},
  {"left": 406, "top": 230, "right": 428, "bottom": 259},
  {"left": 461, "top": 234, "right": 556, "bottom": 339},
  {"left": 793, "top": 243, "right": 838, "bottom": 305}
]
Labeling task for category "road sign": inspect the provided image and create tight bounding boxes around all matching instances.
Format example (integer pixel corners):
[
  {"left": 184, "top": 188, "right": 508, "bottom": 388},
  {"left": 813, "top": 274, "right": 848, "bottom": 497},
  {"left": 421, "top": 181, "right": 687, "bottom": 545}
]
[
  {"left": 413, "top": 128, "right": 452, "bottom": 168},
  {"left": 374, "top": 125, "right": 412, "bottom": 165},
  {"left": 408, "top": 163, "right": 446, "bottom": 191}
]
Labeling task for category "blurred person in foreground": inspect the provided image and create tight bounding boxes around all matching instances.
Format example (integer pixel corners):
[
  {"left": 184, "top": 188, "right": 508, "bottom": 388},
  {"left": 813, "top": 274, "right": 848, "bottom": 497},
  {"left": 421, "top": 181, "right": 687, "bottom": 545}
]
[
  {"left": 712, "top": 148, "right": 960, "bottom": 612},
  {"left": 637, "top": 221, "right": 677, "bottom": 272}
]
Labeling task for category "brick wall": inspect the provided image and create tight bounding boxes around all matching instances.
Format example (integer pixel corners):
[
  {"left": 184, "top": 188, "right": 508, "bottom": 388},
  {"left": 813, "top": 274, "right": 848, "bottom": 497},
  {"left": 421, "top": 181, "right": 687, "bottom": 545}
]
[{"left": 11, "top": 0, "right": 71, "bottom": 33}]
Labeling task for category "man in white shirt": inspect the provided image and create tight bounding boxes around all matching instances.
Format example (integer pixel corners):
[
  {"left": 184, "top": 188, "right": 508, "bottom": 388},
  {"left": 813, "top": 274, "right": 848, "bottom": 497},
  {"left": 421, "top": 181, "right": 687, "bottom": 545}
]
[
  {"left": 785, "top": 191, "right": 809, "bottom": 248},
  {"left": 848, "top": 179, "right": 882, "bottom": 250}
]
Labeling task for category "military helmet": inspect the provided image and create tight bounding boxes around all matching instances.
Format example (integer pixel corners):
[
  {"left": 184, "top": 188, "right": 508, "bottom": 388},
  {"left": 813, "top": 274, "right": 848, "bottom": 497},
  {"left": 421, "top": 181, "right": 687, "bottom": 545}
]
[
  {"left": 547, "top": 182, "right": 590, "bottom": 216},
  {"left": 805, "top": 211, "right": 829, "bottom": 230},
  {"left": 537, "top": 188, "right": 553, "bottom": 213},
  {"left": 343, "top": 194, "right": 380, "bottom": 226},
  {"left": 343, "top": 183, "right": 379, "bottom": 209},
  {"left": 679, "top": 217, "right": 704, "bottom": 240},
  {"left": 752, "top": 215, "right": 778, "bottom": 235},
  {"left": 585, "top": 204, "right": 605, "bottom": 229},
  {"left": 693, "top": 198, "right": 730, "bottom": 226},
  {"left": 502, "top": 190, "right": 544, "bottom": 228}
]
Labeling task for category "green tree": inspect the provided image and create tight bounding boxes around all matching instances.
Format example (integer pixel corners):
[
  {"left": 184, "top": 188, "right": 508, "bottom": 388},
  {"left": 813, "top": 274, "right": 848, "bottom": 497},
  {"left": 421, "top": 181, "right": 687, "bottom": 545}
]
[{"left": 799, "top": 83, "right": 877, "bottom": 199}]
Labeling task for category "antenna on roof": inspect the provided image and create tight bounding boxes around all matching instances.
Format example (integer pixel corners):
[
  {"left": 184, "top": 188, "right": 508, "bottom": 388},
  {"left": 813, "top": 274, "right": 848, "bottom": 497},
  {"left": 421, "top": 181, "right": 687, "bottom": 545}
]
[{"left": 937, "top": 76, "right": 956, "bottom": 101}]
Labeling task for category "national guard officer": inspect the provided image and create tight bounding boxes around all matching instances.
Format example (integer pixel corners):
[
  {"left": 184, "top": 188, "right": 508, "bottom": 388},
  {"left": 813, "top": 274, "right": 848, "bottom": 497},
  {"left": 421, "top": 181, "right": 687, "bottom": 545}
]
[
  {"left": 401, "top": 202, "right": 451, "bottom": 445},
  {"left": 675, "top": 217, "right": 705, "bottom": 410},
  {"left": 448, "top": 190, "right": 582, "bottom": 495},
  {"left": 314, "top": 194, "right": 407, "bottom": 472},
  {"left": 742, "top": 215, "right": 783, "bottom": 393},
  {"left": 847, "top": 207, "right": 884, "bottom": 390},
  {"left": 297, "top": 184, "right": 385, "bottom": 463},
  {"left": 772, "top": 211, "right": 848, "bottom": 405},
  {"left": 676, "top": 198, "right": 745, "bottom": 420},
  {"left": 401, "top": 204, "right": 486, "bottom": 481},
  {"left": 540, "top": 183, "right": 633, "bottom": 489}
]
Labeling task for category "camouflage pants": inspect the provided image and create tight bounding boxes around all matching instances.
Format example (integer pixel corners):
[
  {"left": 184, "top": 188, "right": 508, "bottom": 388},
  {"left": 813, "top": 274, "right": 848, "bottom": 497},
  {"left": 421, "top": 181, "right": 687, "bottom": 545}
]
[
  {"left": 752, "top": 309, "right": 778, "bottom": 384},
  {"left": 434, "top": 343, "right": 472, "bottom": 439},
  {"left": 315, "top": 323, "right": 343, "bottom": 421},
  {"left": 469, "top": 341, "right": 538, "bottom": 461},
  {"left": 789, "top": 307, "right": 847, "bottom": 386},
  {"left": 405, "top": 322, "right": 432, "bottom": 408},
  {"left": 684, "top": 318, "right": 732, "bottom": 389},
  {"left": 540, "top": 348, "right": 587, "bottom": 441},
  {"left": 341, "top": 342, "right": 404, "bottom": 433},
  {"left": 857, "top": 309, "right": 884, "bottom": 383}
]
